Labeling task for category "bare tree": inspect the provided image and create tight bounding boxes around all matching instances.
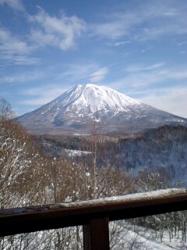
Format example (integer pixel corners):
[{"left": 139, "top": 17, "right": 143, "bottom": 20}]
[{"left": 0, "top": 97, "right": 14, "bottom": 120}]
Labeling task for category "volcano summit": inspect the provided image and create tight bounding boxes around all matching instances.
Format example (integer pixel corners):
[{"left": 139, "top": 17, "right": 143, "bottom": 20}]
[{"left": 17, "top": 84, "right": 187, "bottom": 135}]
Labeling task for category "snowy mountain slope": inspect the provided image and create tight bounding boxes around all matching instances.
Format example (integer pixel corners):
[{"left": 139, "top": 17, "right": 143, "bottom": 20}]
[{"left": 17, "top": 84, "right": 187, "bottom": 135}]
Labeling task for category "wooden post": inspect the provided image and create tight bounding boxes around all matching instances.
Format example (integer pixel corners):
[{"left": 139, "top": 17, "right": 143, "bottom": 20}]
[{"left": 83, "top": 217, "right": 110, "bottom": 250}]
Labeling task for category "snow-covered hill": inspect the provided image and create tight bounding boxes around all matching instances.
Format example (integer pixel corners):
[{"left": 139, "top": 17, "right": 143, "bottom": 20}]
[{"left": 17, "top": 84, "right": 187, "bottom": 135}]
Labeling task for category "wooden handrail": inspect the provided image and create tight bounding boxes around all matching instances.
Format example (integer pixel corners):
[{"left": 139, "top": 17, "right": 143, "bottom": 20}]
[{"left": 0, "top": 188, "right": 187, "bottom": 249}]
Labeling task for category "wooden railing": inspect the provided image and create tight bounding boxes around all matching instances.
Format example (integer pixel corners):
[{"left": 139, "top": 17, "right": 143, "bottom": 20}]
[{"left": 0, "top": 188, "right": 187, "bottom": 250}]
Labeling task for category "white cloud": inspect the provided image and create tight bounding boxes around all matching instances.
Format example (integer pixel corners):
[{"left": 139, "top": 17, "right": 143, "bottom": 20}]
[
  {"left": 125, "top": 63, "right": 165, "bottom": 73},
  {"left": 0, "top": 71, "right": 45, "bottom": 85},
  {"left": 140, "top": 86, "right": 187, "bottom": 118},
  {"left": 137, "top": 24, "right": 187, "bottom": 41},
  {"left": 12, "top": 56, "right": 40, "bottom": 65},
  {"left": 55, "top": 63, "right": 109, "bottom": 84},
  {"left": 21, "top": 85, "right": 68, "bottom": 106},
  {"left": 92, "top": 12, "right": 137, "bottom": 40},
  {"left": 108, "top": 62, "right": 187, "bottom": 118},
  {"left": 0, "top": 27, "right": 38, "bottom": 65},
  {"left": 110, "top": 65, "right": 187, "bottom": 90},
  {"left": 92, "top": 1, "right": 187, "bottom": 41},
  {"left": 30, "top": 9, "right": 86, "bottom": 50},
  {"left": 113, "top": 40, "right": 130, "bottom": 47},
  {"left": 89, "top": 67, "right": 108, "bottom": 82},
  {"left": 0, "top": 8, "right": 86, "bottom": 64},
  {"left": 19, "top": 64, "right": 109, "bottom": 107},
  {"left": 0, "top": 0, "right": 24, "bottom": 11},
  {"left": 60, "top": 64, "right": 97, "bottom": 80},
  {"left": 0, "top": 27, "right": 29, "bottom": 55}
]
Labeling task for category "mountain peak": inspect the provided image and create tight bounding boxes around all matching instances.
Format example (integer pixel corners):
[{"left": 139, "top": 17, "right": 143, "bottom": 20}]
[
  {"left": 57, "top": 83, "right": 141, "bottom": 114},
  {"left": 17, "top": 84, "right": 187, "bottom": 135}
]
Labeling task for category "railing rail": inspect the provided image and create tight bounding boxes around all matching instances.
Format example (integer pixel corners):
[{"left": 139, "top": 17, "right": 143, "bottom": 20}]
[{"left": 1, "top": 188, "right": 187, "bottom": 250}]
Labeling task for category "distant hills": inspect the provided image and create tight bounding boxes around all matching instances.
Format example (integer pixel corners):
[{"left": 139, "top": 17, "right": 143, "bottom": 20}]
[{"left": 35, "top": 125, "right": 187, "bottom": 186}]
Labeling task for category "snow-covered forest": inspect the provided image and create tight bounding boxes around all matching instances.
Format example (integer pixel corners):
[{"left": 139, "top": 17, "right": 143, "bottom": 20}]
[{"left": 0, "top": 100, "right": 187, "bottom": 249}]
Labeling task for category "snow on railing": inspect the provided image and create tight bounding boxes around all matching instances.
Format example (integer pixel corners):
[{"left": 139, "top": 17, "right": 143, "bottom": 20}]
[{"left": 0, "top": 188, "right": 187, "bottom": 250}]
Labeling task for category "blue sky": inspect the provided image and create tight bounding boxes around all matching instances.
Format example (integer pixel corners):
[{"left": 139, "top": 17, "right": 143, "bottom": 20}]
[{"left": 0, "top": 0, "right": 187, "bottom": 117}]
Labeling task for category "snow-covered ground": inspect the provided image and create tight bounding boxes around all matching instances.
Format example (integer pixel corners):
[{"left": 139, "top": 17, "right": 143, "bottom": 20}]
[
  {"left": 64, "top": 148, "right": 91, "bottom": 157},
  {"left": 110, "top": 222, "right": 187, "bottom": 250},
  {"left": 1, "top": 222, "right": 186, "bottom": 249}
]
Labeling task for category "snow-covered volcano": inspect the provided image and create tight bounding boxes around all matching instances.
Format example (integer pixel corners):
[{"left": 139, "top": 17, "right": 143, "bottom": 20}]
[
  {"left": 17, "top": 84, "right": 187, "bottom": 135},
  {"left": 57, "top": 83, "right": 141, "bottom": 113}
]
